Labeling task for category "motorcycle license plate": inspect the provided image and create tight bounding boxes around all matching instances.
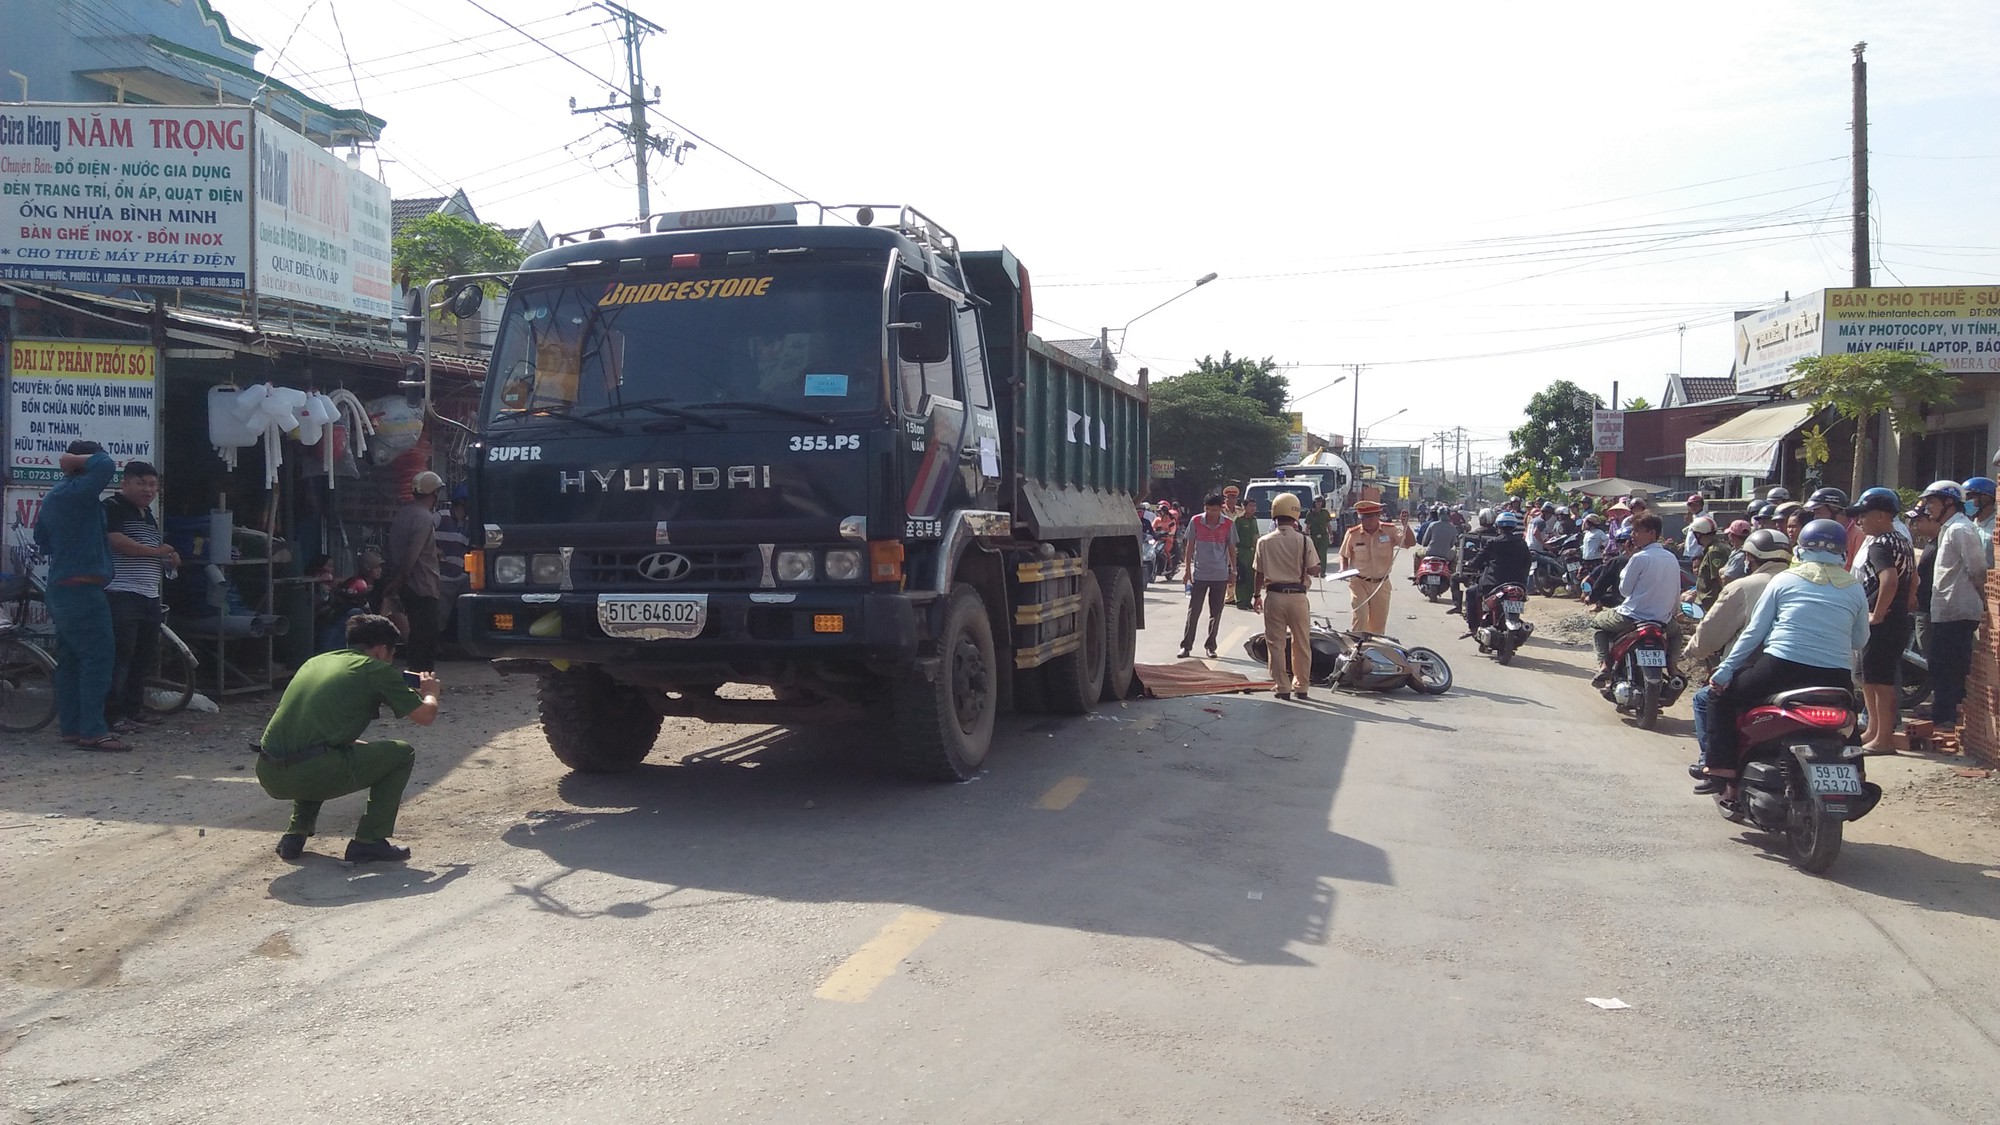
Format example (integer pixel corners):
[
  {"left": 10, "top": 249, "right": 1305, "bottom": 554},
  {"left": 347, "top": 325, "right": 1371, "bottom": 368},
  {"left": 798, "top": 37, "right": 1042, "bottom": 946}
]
[
  {"left": 1806, "top": 763, "right": 1863, "bottom": 795},
  {"left": 1634, "top": 649, "right": 1667, "bottom": 668},
  {"left": 597, "top": 594, "right": 707, "bottom": 640},
  {"left": 1502, "top": 599, "right": 1526, "bottom": 614},
  {"left": 1423, "top": 577, "right": 1442, "bottom": 589}
]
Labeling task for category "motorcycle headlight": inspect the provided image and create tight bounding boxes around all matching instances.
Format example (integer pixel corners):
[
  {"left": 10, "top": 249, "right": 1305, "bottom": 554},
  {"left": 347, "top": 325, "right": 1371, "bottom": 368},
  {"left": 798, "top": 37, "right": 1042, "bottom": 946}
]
[
  {"left": 775, "top": 549, "right": 814, "bottom": 582},
  {"left": 493, "top": 554, "right": 527, "bottom": 585},
  {"left": 823, "top": 549, "right": 863, "bottom": 582},
  {"left": 530, "top": 553, "right": 565, "bottom": 586}
]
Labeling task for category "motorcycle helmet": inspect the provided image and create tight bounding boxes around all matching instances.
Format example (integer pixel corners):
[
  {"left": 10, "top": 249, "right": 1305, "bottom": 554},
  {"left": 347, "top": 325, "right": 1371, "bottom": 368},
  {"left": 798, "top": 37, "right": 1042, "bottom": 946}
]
[
  {"left": 1687, "top": 515, "right": 1717, "bottom": 536},
  {"left": 1848, "top": 487, "right": 1901, "bottom": 517},
  {"left": 1964, "top": 476, "right": 1997, "bottom": 499},
  {"left": 1797, "top": 518, "right": 1848, "bottom": 557},
  {"left": 1582, "top": 513, "right": 1603, "bottom": 527},
  {"left": 1726, "top": 519, "right": 1752, "bottom": 539},
  {"left": 1270, "top": 492, "right": 1303, "bottom": 519},
  {"left": 1477, "top": 507, "right": 1495, "bottom": 528},
  {"left": 336, "top": 576, "right": 373, "bottom": 606},
  {"left": 1919, "top": 479, "right": 1964, "bottom": 507},
  {"left": 1773, "top": 500, "right": 1803, "bottom": 520},
  {"left": 1742, "top": 528, "right": 1793, "bottom": 561},
  {"left": 1765, "top": 486, "right": 1791, "bottom": 503},
  {"left": 1805, "top": 486, "right": 1849, "bottom": 512},
  {"left": 1495, "top": 511, "right": 1523, "bottom": 532},
  {"left": 1751, "top": 502, "right": 1775, "bottom": 522},
  {"left": 1612, "top": 527, "right": 1633, "bottom": 543}
]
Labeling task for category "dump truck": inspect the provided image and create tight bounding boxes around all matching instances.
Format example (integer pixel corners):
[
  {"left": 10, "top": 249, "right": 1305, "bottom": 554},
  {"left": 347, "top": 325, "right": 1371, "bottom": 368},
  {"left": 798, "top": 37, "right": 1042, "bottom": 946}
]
[{"left": 432, "top": 203, "right": 1148, "bottom": 781}]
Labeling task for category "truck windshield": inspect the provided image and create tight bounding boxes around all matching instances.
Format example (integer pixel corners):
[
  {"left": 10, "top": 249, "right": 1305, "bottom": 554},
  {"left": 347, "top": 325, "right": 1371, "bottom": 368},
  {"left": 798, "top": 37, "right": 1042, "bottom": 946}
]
[
  {"left": 485, "top": 262, "right": 884, "bottom": 425},
  {"left": 1243, "top": 484, "right": 1314, "bottom": 518}
]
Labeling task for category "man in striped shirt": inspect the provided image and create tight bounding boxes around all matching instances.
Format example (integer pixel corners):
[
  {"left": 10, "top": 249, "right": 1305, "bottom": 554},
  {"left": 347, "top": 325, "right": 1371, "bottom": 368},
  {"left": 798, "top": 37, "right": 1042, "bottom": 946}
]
[{"left": 103, "top": 461, "right": 180, "bottom": 727}]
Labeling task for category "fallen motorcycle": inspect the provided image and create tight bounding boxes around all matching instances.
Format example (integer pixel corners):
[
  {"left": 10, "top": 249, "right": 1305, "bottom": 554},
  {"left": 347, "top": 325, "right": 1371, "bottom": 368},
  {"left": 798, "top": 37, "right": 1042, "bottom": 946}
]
[
  {"left": 1715, "top": 685, "right": 1880, "bottom": 874},
  {"left": 1245, "top": 610, "right": 1452, "bottom": 696}
]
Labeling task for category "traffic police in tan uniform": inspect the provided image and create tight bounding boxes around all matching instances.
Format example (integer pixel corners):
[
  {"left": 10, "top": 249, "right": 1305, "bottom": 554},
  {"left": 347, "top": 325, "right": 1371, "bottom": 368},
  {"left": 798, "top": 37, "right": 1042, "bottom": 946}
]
[
  {"left": 1251, "top": 492, "right": 1320, "bottom": 700},
  {"left": 1339, "top": 499, "right": 1415, "bottom": 634}
]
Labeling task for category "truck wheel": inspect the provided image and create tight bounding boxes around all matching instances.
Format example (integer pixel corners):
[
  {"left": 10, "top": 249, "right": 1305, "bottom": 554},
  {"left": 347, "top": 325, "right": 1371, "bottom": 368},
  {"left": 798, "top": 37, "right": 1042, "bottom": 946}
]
[
  {"left": 892, "top": 585, "right": 996, "bottom": 781},
  {"left": 1042, "top": 572, "right": 1105, "bottom": 714},
  {"left": 537, "top": 665, "right": 663, "bottom": 773},
  {"left": 1096, "top": 566, "right": 1137, "bottom": 702}
]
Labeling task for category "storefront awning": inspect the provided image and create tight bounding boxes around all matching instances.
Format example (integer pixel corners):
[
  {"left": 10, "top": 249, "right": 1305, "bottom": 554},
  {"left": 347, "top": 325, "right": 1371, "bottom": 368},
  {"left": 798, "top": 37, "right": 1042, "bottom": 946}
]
[{"left": 1684, "top": 401, "right": 1817, "bottom": 477}]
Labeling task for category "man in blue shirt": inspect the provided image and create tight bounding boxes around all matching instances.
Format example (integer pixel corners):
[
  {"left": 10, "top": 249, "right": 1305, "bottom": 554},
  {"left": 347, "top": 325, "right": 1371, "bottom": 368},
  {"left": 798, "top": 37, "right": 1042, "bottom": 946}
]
[
  {"left": 31, "top": 441, "right": 125, "bottom": 751},
  {"left": 1588, "top": 513, "right": 1679, "bottom": 688}
]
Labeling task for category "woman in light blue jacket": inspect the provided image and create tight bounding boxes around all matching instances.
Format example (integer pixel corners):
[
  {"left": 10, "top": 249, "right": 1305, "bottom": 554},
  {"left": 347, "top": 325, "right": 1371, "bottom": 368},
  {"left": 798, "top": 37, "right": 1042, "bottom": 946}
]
[{"left": 1696, "top": 519, "right": 1869, "bottom": 793}]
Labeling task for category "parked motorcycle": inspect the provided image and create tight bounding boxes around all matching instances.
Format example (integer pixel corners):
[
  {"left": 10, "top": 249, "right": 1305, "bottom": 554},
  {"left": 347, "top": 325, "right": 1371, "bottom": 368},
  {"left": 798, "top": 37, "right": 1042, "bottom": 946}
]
[
  {"left": 1716, "top": 685, "right": 1880, "bottom": 874},
  {"left": 1413, "top": 555, "right": 1452, "bottom": 602},
  {"left": 1140, "top": 532, "right": 1167, "bottom": 585},
  {"left": 1599, "top": 602, "right": 1697, "bottom": 729},
  {"left": 1472, "top": 582, "right": 1534, "bottom": 664},
  {"left": 1898, "top": 622, "right": 1929, "bottom": 710}
]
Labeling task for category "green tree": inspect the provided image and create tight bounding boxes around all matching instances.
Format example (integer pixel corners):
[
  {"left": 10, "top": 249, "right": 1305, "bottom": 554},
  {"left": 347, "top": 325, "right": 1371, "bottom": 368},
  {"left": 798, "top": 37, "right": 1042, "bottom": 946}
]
[
  {"left": 1787, "top": 350, "right": 1958, "bottom": 494},
  {"left": 1186, "top": 352, "right": 1289, "bottom": 417},
  {"left": 1503, "top": 380, "right": 1601, "bottom": 482},
  {"left": 391, "top": 213, "right": 525, "bottom": 306},
  {"left": 1150, "top": 375, "right": 1289, "bottom": 491},
  {"left": 1623, "top": 396, "right": 1652, "bottom": 411}
]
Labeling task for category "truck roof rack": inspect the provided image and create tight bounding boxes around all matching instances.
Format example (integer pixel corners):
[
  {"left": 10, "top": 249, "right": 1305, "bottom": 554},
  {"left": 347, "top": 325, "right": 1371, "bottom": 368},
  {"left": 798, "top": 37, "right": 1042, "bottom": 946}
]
[{"left": 549, "top": 202, "right": 959, "bottom": 263}]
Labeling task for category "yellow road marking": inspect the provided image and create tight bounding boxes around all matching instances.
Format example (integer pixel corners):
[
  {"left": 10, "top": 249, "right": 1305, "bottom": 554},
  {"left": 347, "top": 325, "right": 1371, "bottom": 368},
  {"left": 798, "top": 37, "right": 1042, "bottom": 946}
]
[
  {"left": 814, "top": 911, "right": 944, "bottom": 1003},
  {"left": 1218, "top": 624, "right": 1252, "bottom": 659},
  {"left": 1035, "top": 775, "right": 1091, "bottom": 810}
]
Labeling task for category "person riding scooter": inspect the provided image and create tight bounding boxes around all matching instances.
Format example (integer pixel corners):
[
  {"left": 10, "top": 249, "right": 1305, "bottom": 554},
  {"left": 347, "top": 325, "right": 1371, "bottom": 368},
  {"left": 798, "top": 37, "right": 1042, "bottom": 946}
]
[
  {"left": 1450, "top": 508, "right": 1499, "bottom": 612},
  {"left": 1463, "top": 510, "right": 1533, "bottom": 635},
  {"left": 1680, "top": 528, "right": 1793, "bottom": 778}
]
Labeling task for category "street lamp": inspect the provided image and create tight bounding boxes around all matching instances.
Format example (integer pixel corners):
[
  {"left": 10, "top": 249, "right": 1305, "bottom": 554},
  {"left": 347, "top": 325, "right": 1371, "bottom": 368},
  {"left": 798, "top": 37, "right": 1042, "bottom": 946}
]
[
  {"left": 1110, "top": 272, "right": 1218, "bottom": 354},
  {"left": 1357, "top": 407, "right": 1407, "bottom": 448}
]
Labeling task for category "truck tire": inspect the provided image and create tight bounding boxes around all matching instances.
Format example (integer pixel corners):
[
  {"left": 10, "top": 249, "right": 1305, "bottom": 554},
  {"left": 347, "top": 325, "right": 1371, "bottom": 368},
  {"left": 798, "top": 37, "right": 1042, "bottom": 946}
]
[
  {"left": 1041, "top": 572, "right": 1105, "bottom": 714},
  {"left": 537, "top": 665, "right": 663, "bottom": 773},
  {"left": 891, "top": 584, "right": 996, "bottom": 781},
  {"left": 1096, "top": 566, "right": 1137, "bottom": 702}
]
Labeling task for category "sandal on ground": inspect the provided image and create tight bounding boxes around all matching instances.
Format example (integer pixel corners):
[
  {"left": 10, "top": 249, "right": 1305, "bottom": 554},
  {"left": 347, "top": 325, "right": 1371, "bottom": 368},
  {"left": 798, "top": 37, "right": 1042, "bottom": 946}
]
[{"left": 74, "top": 735, "right": 131, "bottom": 753}]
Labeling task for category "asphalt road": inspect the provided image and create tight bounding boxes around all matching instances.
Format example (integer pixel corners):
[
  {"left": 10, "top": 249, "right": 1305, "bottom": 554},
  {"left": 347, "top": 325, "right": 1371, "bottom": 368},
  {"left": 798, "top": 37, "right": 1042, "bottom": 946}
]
[{"left": 3, "top": 574, "right": 1999, "bottom": 1124}]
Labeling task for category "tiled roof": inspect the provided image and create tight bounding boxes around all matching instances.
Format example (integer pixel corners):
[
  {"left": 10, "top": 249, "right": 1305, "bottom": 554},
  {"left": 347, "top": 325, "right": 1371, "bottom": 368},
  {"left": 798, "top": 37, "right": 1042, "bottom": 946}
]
[
  {"left": 1045, "top": 338, "right": 1110, "bottom": 367},
  {"left": 1679, "top": 376, "right": 1737, "bottom": 402},
  {"left": 390, "top": 197, "right": 449, "bottom": 237}
]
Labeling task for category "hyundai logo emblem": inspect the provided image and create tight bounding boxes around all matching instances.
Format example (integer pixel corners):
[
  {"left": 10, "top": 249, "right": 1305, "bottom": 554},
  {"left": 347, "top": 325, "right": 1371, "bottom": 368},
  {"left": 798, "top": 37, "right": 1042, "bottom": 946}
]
[{"left": 636, "top": 551, "right": 693, "bottom": 582}]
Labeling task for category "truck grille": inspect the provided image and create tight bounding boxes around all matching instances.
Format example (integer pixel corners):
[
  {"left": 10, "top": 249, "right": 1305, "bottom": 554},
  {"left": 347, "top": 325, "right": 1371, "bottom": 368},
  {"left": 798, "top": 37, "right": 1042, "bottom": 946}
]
[{"left": 571, "top": 547, "right": 763, "bottom": 589}]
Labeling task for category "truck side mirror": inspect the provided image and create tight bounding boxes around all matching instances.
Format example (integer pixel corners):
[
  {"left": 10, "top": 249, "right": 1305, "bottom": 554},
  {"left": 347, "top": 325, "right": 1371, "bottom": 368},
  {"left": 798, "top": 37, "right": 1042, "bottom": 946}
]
[
  {"left": 447, "top": 283, "right": 485, "bottom": 320},
  {"left": 893, "top": 291, "right": 953, "bottom": 365}
]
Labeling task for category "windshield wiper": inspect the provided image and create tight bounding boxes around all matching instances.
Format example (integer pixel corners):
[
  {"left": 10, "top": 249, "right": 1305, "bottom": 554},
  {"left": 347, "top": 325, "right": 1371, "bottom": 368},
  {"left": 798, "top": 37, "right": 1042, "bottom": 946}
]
[
  {"left": 491, "top": 405, "right": 617, "bottom": 434},
  {"left": 689, "top": 401, "right": 836, "bottom": 426},
  {"left": 575, "top": 398, "right": 728, "bottom": 430}
]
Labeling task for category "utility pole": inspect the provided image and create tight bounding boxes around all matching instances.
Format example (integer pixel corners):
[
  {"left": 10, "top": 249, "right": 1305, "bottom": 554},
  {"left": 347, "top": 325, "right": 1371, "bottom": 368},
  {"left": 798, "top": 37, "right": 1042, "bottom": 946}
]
[
  {"left": 1454, "top": 426, "right": 1467, "bottom": 491},
  {"left": 1851, "top": 42, "right": 1871, "bottom": 287},
  {"left": 570, "top": 3, "right": 692, "bottom": 224},
  {"left": 1348, "top": 364, "right": 1366, "bottom": 459}
]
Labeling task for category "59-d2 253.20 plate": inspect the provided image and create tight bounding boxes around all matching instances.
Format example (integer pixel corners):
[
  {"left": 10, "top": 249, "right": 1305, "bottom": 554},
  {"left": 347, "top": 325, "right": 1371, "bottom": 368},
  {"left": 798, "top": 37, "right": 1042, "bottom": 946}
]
[{"left": 596, "top": 594, "right": 707, "bottom": 640}]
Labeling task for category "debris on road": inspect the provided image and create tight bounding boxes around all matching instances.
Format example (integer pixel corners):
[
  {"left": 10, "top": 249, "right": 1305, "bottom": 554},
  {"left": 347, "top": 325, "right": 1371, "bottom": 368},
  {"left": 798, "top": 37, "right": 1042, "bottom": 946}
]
[{"left": 1584, "top": 997, "right": 1631, "bottom": 1010}]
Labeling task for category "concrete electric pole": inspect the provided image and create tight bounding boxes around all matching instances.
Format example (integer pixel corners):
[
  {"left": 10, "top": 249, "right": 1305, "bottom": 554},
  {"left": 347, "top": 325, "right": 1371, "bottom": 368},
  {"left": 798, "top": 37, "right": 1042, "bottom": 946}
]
[{"left": 570, "top": 3, "right": 694, "bottom": 224}]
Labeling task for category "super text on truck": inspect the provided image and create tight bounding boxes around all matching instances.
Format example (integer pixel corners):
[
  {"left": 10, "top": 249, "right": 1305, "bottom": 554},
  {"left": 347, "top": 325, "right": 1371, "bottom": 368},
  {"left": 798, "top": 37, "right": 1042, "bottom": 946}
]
[{"left": 412, "top": 203, "right": 1148, "bottom": 782}]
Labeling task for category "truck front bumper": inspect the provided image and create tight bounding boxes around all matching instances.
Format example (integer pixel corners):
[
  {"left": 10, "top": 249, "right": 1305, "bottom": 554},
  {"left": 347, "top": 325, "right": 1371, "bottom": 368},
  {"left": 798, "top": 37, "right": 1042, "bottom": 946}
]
[{"left": 457, "top": 589, "right": 922, "bottom": 672}]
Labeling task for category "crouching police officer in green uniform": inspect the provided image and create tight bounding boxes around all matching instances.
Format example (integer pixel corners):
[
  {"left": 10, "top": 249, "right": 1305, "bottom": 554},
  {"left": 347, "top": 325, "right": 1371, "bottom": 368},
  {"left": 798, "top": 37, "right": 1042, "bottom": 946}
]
[{"left": 257, "top": 614, "right": 442, "bottom": 863}]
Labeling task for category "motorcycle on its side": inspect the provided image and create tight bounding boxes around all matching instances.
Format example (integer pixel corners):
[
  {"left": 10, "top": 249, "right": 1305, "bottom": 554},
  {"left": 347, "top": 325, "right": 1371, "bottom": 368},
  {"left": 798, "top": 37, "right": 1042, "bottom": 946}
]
[
  {"left": 1716, "top": 685, "right": 1880, "bottom": 874},
  {"left": 1599, "top": 602, "right": 1697, "bottom": 729},
  {"left": 1413, "top": 555, "right": 1452, "bottom": 602},
  {"left": 1472, "top": 582, "right": 1534, "bottom": 664}
]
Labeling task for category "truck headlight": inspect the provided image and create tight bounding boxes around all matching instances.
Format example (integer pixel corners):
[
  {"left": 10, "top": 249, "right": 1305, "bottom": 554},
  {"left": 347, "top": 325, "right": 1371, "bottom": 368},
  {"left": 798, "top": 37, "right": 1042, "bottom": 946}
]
[
  {"left": 775, "top": 549, "right": 815, "bottom": 582},
  {"left": 493, "top": 554, "right": 528, "bottom": 585},
  {"left": 823, "top": 549, "right": 862, "bottom": 581},
  {"left": 530, "top": 553, "right": 564, "bottom": 585}
]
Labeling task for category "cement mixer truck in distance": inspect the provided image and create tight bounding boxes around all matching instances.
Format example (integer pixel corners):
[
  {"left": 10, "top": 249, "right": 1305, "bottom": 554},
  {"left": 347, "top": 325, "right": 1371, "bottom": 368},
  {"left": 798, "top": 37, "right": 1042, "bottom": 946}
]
[{"left": 428, "top": 203, "right": 1148, "bottom": 782}]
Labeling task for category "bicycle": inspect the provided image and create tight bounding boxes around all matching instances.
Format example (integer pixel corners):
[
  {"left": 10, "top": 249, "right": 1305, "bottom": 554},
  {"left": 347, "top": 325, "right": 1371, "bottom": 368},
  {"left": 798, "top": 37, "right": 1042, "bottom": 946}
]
[{"left": 3, "top": 571, "right": 198, "bottom": 722}]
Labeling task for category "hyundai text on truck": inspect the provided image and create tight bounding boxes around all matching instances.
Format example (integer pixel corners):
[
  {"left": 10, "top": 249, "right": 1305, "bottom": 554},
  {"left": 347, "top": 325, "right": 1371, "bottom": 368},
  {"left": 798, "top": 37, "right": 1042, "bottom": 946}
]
[{"left": 425, "top": 204, "right": 1148, "bottom": 781}]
